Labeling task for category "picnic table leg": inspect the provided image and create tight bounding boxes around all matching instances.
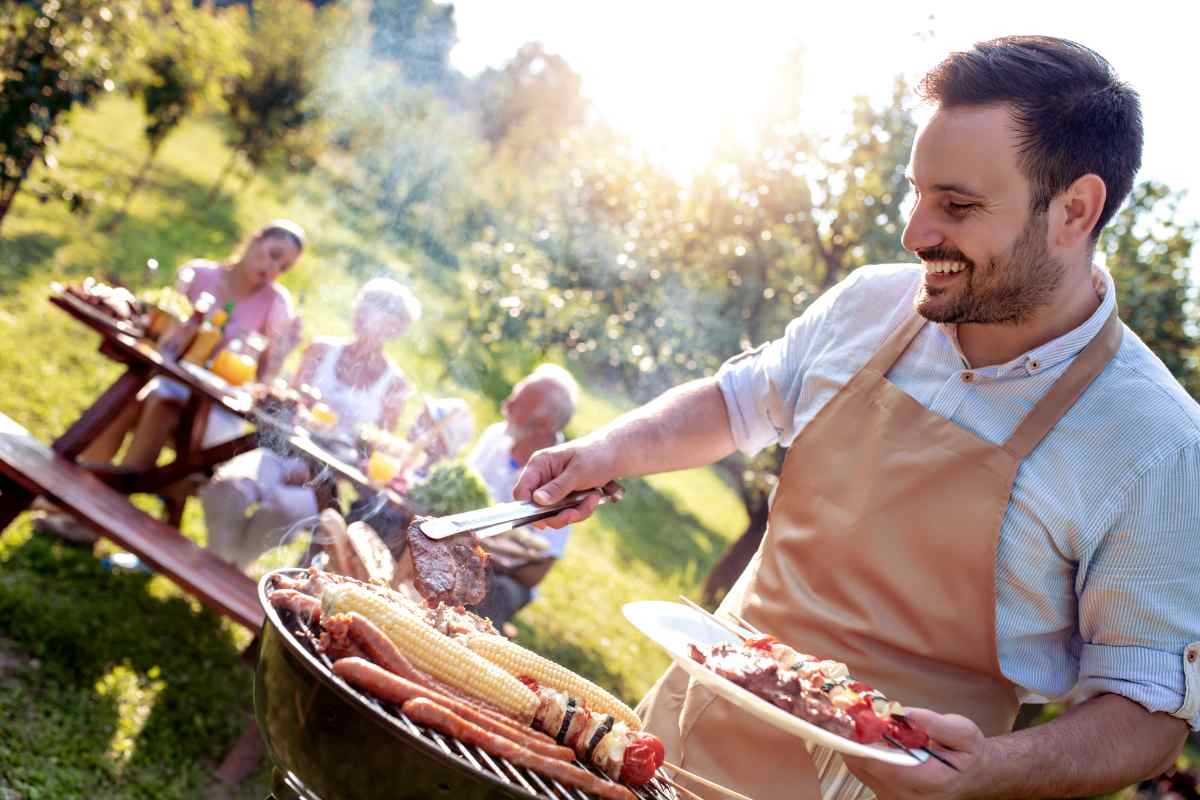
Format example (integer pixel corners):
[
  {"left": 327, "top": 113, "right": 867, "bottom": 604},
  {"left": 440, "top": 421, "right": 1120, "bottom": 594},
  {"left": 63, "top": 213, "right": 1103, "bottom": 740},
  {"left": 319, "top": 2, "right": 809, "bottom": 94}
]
[
  {"left": 52, "top": 367, "right": 151, "bottom": 460},
  {"left": 161, "top": 394, "right": 213, "bottom": 527},
  {"left": 214, "top": 632, "right": 266, "bottom": 788},
  {"left": 213, "top": 719, "right": 265, "bottom": 788}
]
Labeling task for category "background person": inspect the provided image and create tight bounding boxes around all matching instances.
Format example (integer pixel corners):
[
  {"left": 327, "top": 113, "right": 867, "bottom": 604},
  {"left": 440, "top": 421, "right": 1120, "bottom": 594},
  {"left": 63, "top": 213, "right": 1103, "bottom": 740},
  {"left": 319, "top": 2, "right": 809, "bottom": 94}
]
[
  {"left": 33, "top": 220, "right": 305, "bottom": 544},
  {"left": 82, "top": 219, "right": 306, "bottom": 469},
  {"left": 200, "top": 277, "right": 420, "bottom": 568},
  {"left": 514, "top": 37, "right": 1199, "bottom": 800},
  {"left": 467, "top": 364, "right": 579, "bottom": 632}
]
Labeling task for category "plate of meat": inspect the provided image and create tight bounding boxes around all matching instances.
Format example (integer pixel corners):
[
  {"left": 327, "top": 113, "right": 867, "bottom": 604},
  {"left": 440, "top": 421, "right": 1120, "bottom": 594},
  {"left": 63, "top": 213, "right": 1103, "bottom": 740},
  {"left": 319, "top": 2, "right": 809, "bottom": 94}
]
[{"left": 622, "top": 600, "right": 930, "bottom": 766}]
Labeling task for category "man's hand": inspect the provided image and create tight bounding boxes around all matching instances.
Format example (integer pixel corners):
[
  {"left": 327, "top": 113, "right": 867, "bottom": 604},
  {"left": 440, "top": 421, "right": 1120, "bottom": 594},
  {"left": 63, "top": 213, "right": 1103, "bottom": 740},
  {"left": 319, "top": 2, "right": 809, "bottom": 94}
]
[
  {"left": 512, "top": 435, "right": 617, "bottom": 528},
  {"left": 843, "top": 709, "right": 987, "bottom": 800}
]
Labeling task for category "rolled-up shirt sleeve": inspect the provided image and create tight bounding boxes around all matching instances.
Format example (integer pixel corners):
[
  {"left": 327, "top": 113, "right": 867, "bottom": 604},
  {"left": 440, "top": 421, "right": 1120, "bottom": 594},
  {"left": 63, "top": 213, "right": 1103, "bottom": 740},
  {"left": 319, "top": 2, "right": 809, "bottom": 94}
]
[
  {"left": 715, "top": 277, "right": 851, "bottom": 455},
  {"left": 1075, "top": 440, "right": 1200, "bottom": 730}
]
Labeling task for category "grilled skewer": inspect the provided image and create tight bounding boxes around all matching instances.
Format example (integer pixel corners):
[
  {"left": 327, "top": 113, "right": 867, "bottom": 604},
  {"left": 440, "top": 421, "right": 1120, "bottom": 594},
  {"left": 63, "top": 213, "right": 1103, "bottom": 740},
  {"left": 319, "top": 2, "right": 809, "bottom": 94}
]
[{"left": 678, "top": 595, "right": 960, "bottom": 772}]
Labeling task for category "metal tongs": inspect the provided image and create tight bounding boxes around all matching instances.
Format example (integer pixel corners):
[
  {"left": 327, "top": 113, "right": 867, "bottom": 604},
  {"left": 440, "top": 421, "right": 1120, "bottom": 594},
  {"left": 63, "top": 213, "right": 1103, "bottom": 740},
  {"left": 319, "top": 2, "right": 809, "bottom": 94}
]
[{"left": 418, "top": 482, "right": 624, "bottom": 540}]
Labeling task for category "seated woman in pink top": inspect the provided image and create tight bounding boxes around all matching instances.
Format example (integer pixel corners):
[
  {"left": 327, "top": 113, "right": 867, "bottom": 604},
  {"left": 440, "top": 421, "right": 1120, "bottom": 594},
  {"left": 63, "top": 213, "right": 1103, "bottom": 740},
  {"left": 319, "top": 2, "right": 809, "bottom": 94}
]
[{"left": 82, "top": 220, "right": 305, "bottom": 469}]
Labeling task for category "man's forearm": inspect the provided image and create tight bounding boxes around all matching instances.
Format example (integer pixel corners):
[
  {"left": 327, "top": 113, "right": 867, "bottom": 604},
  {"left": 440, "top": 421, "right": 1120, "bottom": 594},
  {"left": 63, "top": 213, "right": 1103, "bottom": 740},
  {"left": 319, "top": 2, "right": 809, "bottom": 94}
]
[
  {"left": 976, "top": 694, "right": 1186, "bottom": 799},
  {"left": 594, "top": 377, "right": 736, "bottom": 478}
]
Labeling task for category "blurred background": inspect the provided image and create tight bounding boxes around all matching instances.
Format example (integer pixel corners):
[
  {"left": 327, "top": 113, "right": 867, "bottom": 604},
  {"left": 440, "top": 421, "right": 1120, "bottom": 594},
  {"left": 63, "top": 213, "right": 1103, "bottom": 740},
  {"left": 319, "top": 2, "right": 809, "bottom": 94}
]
[{"left": 1, "top": 1, "right": 1195, "bottom": 797}]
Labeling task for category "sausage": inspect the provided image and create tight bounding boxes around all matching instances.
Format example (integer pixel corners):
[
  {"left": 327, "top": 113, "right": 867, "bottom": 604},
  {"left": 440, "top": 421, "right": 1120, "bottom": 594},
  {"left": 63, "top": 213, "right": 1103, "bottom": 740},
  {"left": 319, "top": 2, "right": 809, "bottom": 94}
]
[
  {"left": 323, "top": 612, "right": 416, "bottom": 677},
  {"left": 402, "top": 697, "right": 637, "bottom": 800},
  {"left": 332, "top": 658, "right": 573, "bottom": 761},
  {"left": 267, "top": 589, "right": 321, "bottom": 622}
]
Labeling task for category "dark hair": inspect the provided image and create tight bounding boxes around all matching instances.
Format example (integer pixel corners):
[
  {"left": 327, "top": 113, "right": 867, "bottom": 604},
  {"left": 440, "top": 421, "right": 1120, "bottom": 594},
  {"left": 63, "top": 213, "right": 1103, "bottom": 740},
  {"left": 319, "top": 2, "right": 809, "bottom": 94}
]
[{"left": 918, "top": 36, "right": 1142, "bottom": 239}]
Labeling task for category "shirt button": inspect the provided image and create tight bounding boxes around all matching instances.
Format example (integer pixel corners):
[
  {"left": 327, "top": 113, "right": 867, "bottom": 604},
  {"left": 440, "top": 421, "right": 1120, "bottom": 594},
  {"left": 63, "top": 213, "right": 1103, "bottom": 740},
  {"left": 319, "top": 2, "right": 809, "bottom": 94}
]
[
  {"left": 1028, "top": 359, "right": 1041, "bottom": 371},
  {"left": 1188, "top": 648, "right": 1197, "bottom": 663},
  {"left": 961, "top": 371, "right": 974, "bottom": 383}
]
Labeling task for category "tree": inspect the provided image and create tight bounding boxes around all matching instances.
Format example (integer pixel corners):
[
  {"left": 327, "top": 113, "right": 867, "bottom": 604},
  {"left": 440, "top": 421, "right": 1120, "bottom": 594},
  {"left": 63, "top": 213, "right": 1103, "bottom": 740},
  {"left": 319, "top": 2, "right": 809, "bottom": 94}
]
[
  {"left": 313, "top": 7, "right": 486, "bottom": 279},
  {"left": 210, "top": 0, "right": 338, "bottom": 200},
  {"left": 1102, "top": 181, "right": 1200, "bottom": 397},
  {"left": 368, "top": 0, "right": 457, "bottom": 87},
  {"left": 458, "top": 65, "right": 919, "bottom": 602},
  {"left": 106, "top": 0, "right": 247, "bottom": 229},
  {"left": 0, "top": 0, "right": 136, "bottom": 230},
  {"left": 471, "top": 43, "right": 587, "bottom": 151}
]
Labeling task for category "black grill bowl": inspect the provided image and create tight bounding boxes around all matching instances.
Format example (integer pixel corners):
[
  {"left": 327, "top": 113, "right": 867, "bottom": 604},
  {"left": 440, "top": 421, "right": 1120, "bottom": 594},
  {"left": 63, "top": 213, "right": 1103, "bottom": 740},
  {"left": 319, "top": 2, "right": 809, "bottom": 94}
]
[
  {"left": 254, "top": 569, "right": 676, "bottom": 800},
  {"left": 256, "top": 568, "right": 537, "bottom": 799}
]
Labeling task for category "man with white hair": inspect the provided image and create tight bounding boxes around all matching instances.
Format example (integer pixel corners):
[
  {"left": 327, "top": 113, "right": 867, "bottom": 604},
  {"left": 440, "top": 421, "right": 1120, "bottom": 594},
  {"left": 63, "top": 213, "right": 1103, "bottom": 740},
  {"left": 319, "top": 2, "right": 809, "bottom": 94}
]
[{"left": 467, "top": 364, "right": 580, "bottom": 631}]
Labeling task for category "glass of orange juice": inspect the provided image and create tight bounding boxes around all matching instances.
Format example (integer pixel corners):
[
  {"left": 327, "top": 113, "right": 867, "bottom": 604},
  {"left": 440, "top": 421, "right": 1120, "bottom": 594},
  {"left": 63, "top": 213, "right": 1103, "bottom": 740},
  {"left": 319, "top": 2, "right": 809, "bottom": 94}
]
[
  {"left": 367, "top": 449, "right": 401, "bottom": 485},
  {"left": 309, "top": 402, "right": 338, "bottom": 430},
  {"left": 211, "top": 348, "right": 258, "bottom": 386}
]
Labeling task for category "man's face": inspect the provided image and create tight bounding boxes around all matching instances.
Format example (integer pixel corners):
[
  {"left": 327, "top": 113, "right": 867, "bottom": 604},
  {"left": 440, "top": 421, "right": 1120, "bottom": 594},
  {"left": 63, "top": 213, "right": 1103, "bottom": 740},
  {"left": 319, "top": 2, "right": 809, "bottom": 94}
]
[
  {"left": 902, "top": 104, "right": 1066, "bottom": 325},
  {"left": 502, "top": 379, "right": 562, "bottom": 439}
]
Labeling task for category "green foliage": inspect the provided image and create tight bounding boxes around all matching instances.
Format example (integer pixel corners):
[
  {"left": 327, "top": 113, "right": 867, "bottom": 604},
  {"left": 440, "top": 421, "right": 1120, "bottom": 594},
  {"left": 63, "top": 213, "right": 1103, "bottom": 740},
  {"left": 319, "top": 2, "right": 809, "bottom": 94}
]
[
  {"left": 316, "top": 57, "right": 486, "bottom": 275},
  {"left": 217, "top": 0, "right": 340, "bottom": 185},
  {"left": 406, "top": 461, "right": 491, "bottom": 517},
  {"left": 0, "top": 0, "right": 137, "bottom": 229},
  {"left": 457, "top": 62, "right": 920, "bottom": 510},
  {"left": 124, "top": 0, "right": 246, "bottom": 153},
  {"left": 367, "top": 0, "right": 456, "bottom": 87},
  {"left": 1102, "top": 181, "right": 1200, "bottom": 395},
  {"left": 472, "top": 43, "right": 586, "bottom": 150}
]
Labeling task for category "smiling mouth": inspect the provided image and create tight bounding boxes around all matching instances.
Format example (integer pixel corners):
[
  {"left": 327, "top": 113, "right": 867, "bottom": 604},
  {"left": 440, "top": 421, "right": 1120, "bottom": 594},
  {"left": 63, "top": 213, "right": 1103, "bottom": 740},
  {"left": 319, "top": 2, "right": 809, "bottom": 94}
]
[{"left": 923, "top": 260, "right": 968, "bottom": 275}]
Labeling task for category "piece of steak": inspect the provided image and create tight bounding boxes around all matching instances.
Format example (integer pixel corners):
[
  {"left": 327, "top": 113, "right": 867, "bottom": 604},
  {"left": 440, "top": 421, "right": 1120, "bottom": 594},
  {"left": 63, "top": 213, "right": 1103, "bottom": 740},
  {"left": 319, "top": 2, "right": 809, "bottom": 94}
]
[{"left": 405, "top": 516, "right": 490, "bottom": 606}]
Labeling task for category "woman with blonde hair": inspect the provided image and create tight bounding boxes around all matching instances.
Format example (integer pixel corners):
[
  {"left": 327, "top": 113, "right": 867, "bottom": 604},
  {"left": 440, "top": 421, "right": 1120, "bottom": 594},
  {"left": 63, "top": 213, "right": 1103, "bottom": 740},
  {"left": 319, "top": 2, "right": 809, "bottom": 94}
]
[{"left": 200, "top": 276, "right": 421, "bottom": 568}]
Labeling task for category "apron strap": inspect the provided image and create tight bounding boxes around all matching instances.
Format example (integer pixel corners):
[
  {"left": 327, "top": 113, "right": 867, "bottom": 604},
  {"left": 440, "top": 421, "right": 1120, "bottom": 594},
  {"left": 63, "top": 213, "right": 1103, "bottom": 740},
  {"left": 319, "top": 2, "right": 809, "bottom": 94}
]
[
  {"left": 865, "top": 311, "right": 927, "bottom": 375},
  {"left": 1003, "top": 311, "right": 1123, "bottom": 460}
]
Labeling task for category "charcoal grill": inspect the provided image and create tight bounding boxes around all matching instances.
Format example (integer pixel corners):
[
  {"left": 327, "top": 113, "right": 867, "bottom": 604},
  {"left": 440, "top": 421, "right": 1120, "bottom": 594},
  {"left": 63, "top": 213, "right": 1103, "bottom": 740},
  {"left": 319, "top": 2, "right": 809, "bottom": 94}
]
[{"left": 255, "top": 568, "right": 677, "bottom": 800}]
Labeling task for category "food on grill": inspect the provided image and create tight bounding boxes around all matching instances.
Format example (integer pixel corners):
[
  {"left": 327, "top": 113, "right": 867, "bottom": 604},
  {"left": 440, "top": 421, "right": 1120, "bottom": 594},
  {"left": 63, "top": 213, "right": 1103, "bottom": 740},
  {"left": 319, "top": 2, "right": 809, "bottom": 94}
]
[
  {"left": 527, "top": 683, "right": 665, "bottom": 785},
  {"left": 402, "top": 697, "right": 638, "bottom": 800},
  {"left": 464, "top": 633, "right": 642, "bottom": 731},
  {"left": 321, "top": 583, "right": 538, "bottom": 724},
  {"left": 268, "top": 588, "right": 322, "bottom": 622},
  {"left": 329, "top": 519, "right": 396, "bottom": 585},
  {"left": 333, "top": 657, "right": 574, "bottom": 761},
  {"left": 319, "top": 611, "right": 517, "bottom": 722},
  {"left": 690, "top": 634, "right": 930, "bottom": 749},
  {"left": 404, "top": 515, "right": 490, "bottom": 606},
  {"left": 267, "top": 569, "right": 670, "bottom": 796}
]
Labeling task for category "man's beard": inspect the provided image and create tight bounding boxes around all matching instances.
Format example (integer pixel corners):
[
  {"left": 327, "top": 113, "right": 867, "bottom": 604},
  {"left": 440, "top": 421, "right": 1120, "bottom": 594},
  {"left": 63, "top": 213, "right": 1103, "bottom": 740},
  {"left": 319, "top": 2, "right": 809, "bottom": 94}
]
[{"left": 914, "top": 212, "right": 1066, "bottom": 325}]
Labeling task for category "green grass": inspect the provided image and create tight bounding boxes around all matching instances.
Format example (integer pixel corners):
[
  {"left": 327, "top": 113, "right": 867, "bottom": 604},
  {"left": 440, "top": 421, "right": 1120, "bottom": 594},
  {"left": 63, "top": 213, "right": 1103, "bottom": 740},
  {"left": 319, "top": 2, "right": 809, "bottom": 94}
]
[{"left": 0, "top": 95, "right": 747, "bottom": 798}]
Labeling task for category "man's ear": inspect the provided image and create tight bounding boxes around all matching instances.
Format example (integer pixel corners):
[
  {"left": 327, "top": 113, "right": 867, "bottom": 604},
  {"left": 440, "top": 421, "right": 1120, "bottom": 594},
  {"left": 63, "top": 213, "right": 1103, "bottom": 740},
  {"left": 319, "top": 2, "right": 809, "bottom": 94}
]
[{"left": 1055, "top": 174, "right": 1107, "bottom": 248}]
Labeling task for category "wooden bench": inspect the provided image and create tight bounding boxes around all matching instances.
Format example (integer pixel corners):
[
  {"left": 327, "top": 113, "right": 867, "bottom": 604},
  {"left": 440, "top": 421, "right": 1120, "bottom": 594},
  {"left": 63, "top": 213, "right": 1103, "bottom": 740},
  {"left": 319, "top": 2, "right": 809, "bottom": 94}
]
[{"left": 0, "top": 411, "right": 263, "bottom": 631}]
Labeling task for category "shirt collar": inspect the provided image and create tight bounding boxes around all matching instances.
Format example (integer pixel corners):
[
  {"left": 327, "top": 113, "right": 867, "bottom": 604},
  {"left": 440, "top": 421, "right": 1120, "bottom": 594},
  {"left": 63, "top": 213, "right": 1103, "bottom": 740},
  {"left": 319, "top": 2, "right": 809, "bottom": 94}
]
[{"left": 937, "top": 263, "right": 1117, "bottom": 377}]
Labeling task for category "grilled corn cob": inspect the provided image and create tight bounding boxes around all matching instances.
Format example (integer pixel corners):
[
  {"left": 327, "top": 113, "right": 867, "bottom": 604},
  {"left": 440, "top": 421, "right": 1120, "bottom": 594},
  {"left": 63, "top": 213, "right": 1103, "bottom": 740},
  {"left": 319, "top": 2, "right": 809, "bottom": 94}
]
[
  {"left": 322, "top": 584, "right": 538, "bottom": 724},
  {"left": 463, "top": 634, "right": 641, "bottom": 730}
]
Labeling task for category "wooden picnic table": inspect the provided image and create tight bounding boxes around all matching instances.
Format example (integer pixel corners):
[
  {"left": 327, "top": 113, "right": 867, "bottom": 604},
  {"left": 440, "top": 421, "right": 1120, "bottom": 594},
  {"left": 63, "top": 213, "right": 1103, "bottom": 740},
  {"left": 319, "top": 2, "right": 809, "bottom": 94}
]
[{"left": 47, "top": 287, "right": 387, "bottom": 518}]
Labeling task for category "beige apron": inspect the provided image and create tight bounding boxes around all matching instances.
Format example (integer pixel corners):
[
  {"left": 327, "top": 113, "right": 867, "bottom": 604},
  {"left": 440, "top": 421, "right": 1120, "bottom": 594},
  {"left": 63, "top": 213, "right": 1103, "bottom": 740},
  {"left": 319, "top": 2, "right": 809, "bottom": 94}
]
[{"left": 639, "top": 309, "right": 1122, "bottom": 800}]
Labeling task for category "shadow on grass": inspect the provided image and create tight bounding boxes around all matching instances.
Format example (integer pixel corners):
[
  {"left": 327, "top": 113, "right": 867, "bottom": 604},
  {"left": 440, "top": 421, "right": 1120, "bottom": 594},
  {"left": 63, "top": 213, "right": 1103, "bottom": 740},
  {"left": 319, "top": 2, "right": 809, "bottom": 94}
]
[
  {"left": 94, "top": 167, "right": 242, "bottom": 288},
  {"left": 589, "top": 476, "right": 733, "bottom": 582},
  {"left": 0, "top": 528, "right": 264, "bottom": 798},
  {"left": 0, "top": 231, "right": 66, "bottom": 295}
]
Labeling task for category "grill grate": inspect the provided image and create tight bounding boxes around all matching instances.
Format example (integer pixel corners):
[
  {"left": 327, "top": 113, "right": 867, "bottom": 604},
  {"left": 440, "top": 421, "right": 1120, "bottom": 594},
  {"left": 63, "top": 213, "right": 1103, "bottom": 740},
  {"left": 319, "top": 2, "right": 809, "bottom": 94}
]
[{"left": 282, "top": 611, "right": 677, "bottom": 800}]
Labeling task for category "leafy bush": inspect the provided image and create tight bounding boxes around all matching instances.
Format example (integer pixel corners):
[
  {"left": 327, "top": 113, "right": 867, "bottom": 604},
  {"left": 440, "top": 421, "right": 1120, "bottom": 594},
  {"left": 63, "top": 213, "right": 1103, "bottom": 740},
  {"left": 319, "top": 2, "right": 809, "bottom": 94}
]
[{"left": 406, "top": 462, "right": 491, "bottom": 517}]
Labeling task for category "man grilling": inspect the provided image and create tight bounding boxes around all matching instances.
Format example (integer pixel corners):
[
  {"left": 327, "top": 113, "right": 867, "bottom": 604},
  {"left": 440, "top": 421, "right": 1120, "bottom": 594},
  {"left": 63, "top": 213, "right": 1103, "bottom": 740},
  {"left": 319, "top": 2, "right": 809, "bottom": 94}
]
[{"left": 514, "top": 36, "right": 1200, "bottom": 800}]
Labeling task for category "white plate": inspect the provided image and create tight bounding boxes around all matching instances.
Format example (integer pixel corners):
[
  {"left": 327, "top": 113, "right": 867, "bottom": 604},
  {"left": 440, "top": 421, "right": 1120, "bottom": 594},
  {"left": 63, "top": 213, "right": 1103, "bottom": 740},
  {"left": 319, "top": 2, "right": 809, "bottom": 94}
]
[{"left": 622, "top": 600, "right": 925, "bottom": 766}]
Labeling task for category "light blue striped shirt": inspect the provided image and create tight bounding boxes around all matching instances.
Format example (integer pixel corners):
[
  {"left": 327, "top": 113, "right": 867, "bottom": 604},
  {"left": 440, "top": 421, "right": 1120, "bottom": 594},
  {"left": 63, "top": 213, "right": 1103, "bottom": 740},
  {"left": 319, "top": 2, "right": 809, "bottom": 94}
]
[{"left": 717, "top": 263, "right": 1200, "bottom": 730}]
